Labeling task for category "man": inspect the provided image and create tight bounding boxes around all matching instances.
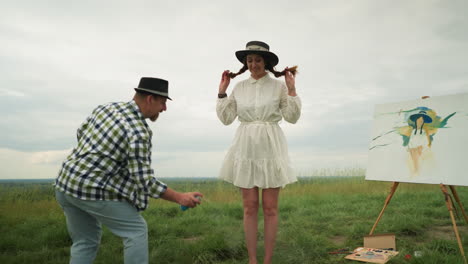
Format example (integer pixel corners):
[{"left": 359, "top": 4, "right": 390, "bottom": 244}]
[{"left": 55, "top": 77, "right": 202, "bottom": 264}]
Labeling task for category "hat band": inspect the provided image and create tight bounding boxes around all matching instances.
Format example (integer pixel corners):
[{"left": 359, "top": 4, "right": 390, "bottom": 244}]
[
  {"left": 246, "top": 45, "right": 269, "bottom": 52},
  {"left": 136, "top": 88, "right": 169, "bottom": 97}
]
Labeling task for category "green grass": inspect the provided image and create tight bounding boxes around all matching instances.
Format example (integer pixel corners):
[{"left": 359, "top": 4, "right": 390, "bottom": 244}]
[{"left": 1, "top": 177, "right": 468, "bottom": 263}]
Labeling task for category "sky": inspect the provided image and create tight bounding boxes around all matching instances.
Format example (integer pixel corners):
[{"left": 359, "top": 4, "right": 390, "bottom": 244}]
[{"left": 1, "top": 0, "right": 467, "bottom": 179}]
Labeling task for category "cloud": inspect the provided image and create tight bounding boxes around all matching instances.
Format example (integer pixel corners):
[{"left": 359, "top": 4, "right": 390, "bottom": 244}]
[
  {"left": 0, "top": 147, "right": 224, "bottom": 179},
  {"left": 0, "top": 89, "right": 26, "bottom": 97},
  {"left": 29, "top": 149, "right": 71, "bottom": 165},
  {"left": 1, "top": 1, "right": 468, "bottom": 179},
  {"left": 0, "top": 148, "right": 64, "bottom": 179},
  {"left": 292, "top": 149, "right": 368, "bottom": 176}
]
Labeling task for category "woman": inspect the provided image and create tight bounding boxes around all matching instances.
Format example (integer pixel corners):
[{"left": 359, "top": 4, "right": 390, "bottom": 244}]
[
  {"left": 216, "top": 40, "right": 301, "bottom": 264},
  {"left": 407, "top": 110, "right": 433, "bottom": 175}
]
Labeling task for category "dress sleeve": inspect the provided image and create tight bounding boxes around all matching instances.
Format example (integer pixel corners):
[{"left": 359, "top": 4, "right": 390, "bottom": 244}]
[
  {"left": 280, "top": 84, "right": 301, "bottom": 124},
  {"left": 216, "top": 93, "right": 237, "bottom": 125}
]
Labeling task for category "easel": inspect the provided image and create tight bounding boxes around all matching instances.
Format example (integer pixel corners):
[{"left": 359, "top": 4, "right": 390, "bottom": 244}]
[{"left": 369, "top": 182, "right": 468, "bottom": 264}]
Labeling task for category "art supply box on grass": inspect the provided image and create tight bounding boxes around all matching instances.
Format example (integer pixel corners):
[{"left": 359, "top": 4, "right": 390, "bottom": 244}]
[{"left": 345, "top": 234, "right": 398, "bottom": 264}]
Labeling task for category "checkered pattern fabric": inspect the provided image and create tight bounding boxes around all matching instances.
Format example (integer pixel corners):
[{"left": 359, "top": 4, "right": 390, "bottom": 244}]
[{"left": 55, "top": 100, "right": 167, "bottom": 211}]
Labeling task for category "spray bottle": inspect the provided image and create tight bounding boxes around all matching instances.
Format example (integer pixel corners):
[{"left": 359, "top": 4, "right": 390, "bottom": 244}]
[{"left": 180, "top": 195, "right": 202, "bottom": 211}]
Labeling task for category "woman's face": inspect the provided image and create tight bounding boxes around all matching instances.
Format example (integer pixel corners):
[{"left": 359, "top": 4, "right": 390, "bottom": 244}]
[{"left": 246, "top": 54, "right": 266, "bottom": 76}]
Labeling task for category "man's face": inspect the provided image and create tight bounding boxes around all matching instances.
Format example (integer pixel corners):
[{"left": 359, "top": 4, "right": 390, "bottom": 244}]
[{"left": 148, "top": 96, "right": 167, "bottom": 122}]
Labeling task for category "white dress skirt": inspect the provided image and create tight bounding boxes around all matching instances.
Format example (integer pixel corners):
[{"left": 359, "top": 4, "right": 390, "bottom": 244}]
[{"left": 216, "top": 74, "right": 301, "bottom": 188}]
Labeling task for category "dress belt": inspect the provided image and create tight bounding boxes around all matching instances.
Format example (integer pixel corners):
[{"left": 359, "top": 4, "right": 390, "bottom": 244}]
[{"left": 240, "top": 121, "right": 278, "bottom": 125}]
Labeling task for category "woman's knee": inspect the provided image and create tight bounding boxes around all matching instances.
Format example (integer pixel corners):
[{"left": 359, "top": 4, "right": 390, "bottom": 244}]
[
  {"left": 262, "top": 204, "right": 278, "bottom": 218},
  {"left": 243, "top": 201, "right": 259, "bottom": 216}
]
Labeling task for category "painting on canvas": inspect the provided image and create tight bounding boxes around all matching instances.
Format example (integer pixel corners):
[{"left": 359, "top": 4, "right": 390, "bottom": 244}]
[{"left": 366, "top": 93, "right": 468, "bottom": 186}]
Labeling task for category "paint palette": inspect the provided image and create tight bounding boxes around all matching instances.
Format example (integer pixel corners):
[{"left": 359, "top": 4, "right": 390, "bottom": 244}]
[{"left": 345, "top": 247, "right": 399, "bottom": 264}]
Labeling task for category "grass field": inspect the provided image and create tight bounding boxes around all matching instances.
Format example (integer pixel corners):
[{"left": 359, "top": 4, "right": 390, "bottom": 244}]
[{"left": 1, "top": 176, "right": 468, "bottom": 263}]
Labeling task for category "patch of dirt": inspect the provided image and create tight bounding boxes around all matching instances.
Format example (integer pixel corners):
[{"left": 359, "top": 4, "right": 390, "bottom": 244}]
[
  {"left": 181, "top": 236, "right": 201, "bottom": 242},
  {"left": 330, "top": 235, "right": 347, "bottom": 245},
  {"left": 427, "top": 225, "right": 468, "bottom": 240}
]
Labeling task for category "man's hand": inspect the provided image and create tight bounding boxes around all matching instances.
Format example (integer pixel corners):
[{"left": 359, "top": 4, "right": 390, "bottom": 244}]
[
  {"left": 178, "top": 192, "right": 203, "bottom": 208},
  {"left": 161, "top": 188, "right": 203, "bottom": 208}
]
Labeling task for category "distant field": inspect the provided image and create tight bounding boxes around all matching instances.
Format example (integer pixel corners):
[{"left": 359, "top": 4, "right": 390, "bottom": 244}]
[{"left": 1, "top": 176, "right": 468, "bottom": 263}]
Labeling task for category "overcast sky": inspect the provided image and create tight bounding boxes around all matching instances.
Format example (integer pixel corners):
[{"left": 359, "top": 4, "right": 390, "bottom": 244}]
[{"left": 1, "top": 0, "right": 467, "bottom": 179}]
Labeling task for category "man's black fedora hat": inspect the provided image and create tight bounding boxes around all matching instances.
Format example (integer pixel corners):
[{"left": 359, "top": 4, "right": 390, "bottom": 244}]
[
  {"left": 235, "top": 41, "right": 279, "bottom": 67},
  {"left": 134, "top": 77, "right": 172, "bottom": 100}
]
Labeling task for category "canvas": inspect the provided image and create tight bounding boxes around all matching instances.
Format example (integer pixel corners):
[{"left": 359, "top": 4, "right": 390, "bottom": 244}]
[{"left": 366, "top": 92, "right": 468, "bottom": 186}]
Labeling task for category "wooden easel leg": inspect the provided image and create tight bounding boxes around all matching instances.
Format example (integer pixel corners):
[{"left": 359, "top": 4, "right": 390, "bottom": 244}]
[
  {"left": 441, "top": 184, "right": 467, "bottom": 264},
  {"left": 449, "top": 185, "right": 468, "bottom": 225},
  {"left": 369, "top": 182, "right": 399, "bottom": 235}
]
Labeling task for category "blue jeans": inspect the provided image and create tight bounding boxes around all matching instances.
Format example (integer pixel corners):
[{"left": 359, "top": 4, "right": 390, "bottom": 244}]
[{"left": 55, "top": 190, "right": 148, "bottom": 264}]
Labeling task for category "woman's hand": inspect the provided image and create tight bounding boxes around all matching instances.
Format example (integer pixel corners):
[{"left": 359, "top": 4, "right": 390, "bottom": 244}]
[
  {"left": 219, "top": 70, "right": 231, "bottom": 94},
  {"left": 284, "top": 67, "right": 297, "bottom": 96}
]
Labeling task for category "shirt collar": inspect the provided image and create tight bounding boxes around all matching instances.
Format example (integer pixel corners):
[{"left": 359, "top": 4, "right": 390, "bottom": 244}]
[
  {"left": 129, "top": 100, "right": 142, "bottom": 117},
  {"left": 248, "top": 73, "right": 270, "bottom": 84},
  {"left": 129, "top": 100, "right": 149, "bottom": 127}
]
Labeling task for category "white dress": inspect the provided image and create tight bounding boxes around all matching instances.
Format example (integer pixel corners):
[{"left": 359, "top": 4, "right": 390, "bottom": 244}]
[
  {"left": 408, "top": 129, "right": 430, "bottom": 149},
  {"left": 216, "top": 74, "right": 302, "bottom": 188}
]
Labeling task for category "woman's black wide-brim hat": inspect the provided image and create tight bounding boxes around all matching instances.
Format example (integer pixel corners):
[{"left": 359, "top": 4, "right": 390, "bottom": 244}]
[
  {"left": 235, "top": 41, "right": 279, "bottom": 67},
  {"left": 409, "top": 110, "right": 432, "bottom": 123}
]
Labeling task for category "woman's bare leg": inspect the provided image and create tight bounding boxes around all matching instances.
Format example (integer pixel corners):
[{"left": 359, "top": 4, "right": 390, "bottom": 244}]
[
  {"left": 262, "top": 188, "right": 280, "bottom": 264},
  {"left": 242, "top": 187, "right": 260, "bottom": 264}
]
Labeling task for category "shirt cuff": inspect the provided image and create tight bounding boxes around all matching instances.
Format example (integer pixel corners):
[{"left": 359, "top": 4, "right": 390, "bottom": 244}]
[{"left": 149, "top": 179, "right": 167, "bottom": 198}]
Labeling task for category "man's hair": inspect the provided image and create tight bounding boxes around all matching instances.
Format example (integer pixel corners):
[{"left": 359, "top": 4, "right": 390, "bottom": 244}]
[{"left": 135, "top": 91, "right": 163, "bottom": 100}]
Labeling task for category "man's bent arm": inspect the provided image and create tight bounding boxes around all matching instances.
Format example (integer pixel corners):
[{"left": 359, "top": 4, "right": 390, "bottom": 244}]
[{"left": 160, "top": 188, "right": 183, "bottom": 203}]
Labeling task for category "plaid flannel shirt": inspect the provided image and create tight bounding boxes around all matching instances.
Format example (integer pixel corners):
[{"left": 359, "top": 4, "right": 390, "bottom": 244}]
[{"left": 55, "top": 100, "right": 167, "bottom": 211}]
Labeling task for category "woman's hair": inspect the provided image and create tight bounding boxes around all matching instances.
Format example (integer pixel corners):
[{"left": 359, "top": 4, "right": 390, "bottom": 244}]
[
  {"left": 228, "top": 55, "right": 298, "bottom": 79},
  {"left": 228, "top": 64, "right": 248, "bottom": 79}
]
